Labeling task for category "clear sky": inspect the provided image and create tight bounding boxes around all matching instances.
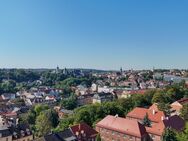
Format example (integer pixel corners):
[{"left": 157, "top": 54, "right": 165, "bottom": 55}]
[{"left": 0, "top": 0, "right": 188, "bottom": 70}]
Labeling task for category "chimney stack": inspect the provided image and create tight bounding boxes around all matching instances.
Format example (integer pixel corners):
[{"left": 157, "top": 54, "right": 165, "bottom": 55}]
[
  {"left": 161, "top": 116, "right": 164, "bottom": 121},
  {"left": 152, "top": 109, "right": 155, "bottom": 115}
]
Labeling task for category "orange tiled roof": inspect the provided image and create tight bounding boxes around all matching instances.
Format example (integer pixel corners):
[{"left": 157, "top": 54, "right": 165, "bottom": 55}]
[
  {"left": 149, "top": 103, "right": 159, "bottom": 112},
  {"left": 96, "top": 115, "right": 147, "bottom": 138},
  {"left": 146, "top": 115, "right": 185, "bottom": 136},
  {"left": 70, "top": 123, "right": 98, "bottom": 138},
  {"left": 177, "top": 98, "right": 188, "bottom": 105},
  {"left": 127, "top": 107, "right": 165, "bottom": 123}
]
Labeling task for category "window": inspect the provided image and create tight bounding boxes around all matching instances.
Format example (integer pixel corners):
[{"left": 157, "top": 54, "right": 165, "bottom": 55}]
[
  {"left": 151, "top": 134, "right": 155, "bottom": 140},
  {"left": 123, "top": 135, "right": 126, "bottom": 139},
  {"left": 129, "top": 136, "right": 133, "bottom": 141}
]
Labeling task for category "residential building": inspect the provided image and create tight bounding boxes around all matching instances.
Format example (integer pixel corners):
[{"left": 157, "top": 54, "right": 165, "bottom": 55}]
[
  {"left": 0, "top": 128, "right": 12, "bottom": 141},
  {"left": 35, "top": 123, "right": 97, "bottom": 141},
  {"left": 58, "top": 109, "right": 73, "bottom": 119},
  {"left": 1, "top": 94, "right": 16, "bottom": 101},
  {"left": 96, "top": 115, "right": 148, "bottom": 141},
  {"left": 171, "top": 98, "right": 188, "bottom": 115},
  {"left": 126, "top": 104, "right": 165, "bottom": 124},
  {"left": 11, "top": 124, "right": 33, "bottom": 141},
  {"left": 70, "top": 123, "right": 98, "bottom": 141},
  {"left": 0, "top": 124, "right": 33, "bottom": 141},
  {"left": 77, "top": 94, "right": 94, "bottom": 106},
  {"left": 97, "top": 114, "right": 185, "bottom": 141},
  {"left": 35, "top": 129, "right": 76, "bottom": 141},
  {"left": 146, "top": 115, "right": 185, "bottom": 141},
  {"left": 92, "top": 93, "right": 113, "bottom": 104}
]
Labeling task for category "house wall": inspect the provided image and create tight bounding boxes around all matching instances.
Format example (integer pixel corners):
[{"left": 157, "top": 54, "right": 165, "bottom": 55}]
[
  {"left": 77, "top": 97, "right": 93, "bottom": 106},
  {"left": 148, "top": 134, "right": 162, "bottom": 141},
  {"left": 96, "top": 126, "right": 144, "bottom": 141},
  {"left": 93, "top": 99, "right": 101, "bottom": 104},
  {"left": 0, "top": 136, "right": 12, "bottom": 141},
  {"left": 13, "top": 135, "right": 33, "bottom": 141}
]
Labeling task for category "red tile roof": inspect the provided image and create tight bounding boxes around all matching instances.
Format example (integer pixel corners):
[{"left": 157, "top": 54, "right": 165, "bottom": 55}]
[
  {"left": 1, "top": 112, "right": 17, "bottom": 117},
  {"left": 146, "top": 115, "right": 185, "bottom": 136},
  {"left": 70, "top": 123, "right": 98, "bottom": 138},
  {"left": 171, "top": 101, "right": 183, "bottom": 112},
  {"left": 129, "top": 90, "right": 146, "bottom": 95},
  {"left": 177, "top": 98, "right": 188, "bottom": 105},
  {"left": 149, "top": 103, "right": 159, "bottom": 112},
  {"left": 96, "top": 115, "right": 147, "bottom": 138},
  {"left": 171, "top": 98, "right": 188, "bottom": 112},
  {"left": 127, "top": 107, "right": 165, "bottom": 123}
]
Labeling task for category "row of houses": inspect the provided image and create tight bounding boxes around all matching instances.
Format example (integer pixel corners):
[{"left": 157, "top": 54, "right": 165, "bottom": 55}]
[
  {"left": 0, "top": 120, "right": 33, "bottom": 141},
  {"left": 35, "top": 123, "right": 98, "bottom": 141},
  {"left": 35, "top": 98, "right": 188, "bottom": 141},
  {"left": 77, "top": 92, "right": 114, "bottom": 106},
  {"left": 96, "top": 101, "right": 186, "bottom": 141}
]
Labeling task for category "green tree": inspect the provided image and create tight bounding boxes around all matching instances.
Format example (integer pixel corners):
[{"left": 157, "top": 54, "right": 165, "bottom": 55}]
[
  {"left": 55, "top": 116, "right": 74, "bottom": 132},
  {"left": 35, "top": 112, "right": 52, "bottom": 137},
  {"left": 180, "top": 104, "right": 188, "bottom": 121},
  {"left": 19, "top": 107, "right": 36, "bottom": 125},
  {"left": 163, "top": 128, "right": 177, "bottom": 141},
  {"left": 177, "top": 122, "right": 188, "bottom": 141},
  {"left": 152, "top": 91, "right": 167, "bottom": 104},
  {"left": 48, "top": 109, "right": 59, "bottom": 127},
  {"left": 142, "top": 113, "right": 151, "bottom": 127},
  {"left": 75, "top": 108, "right": 92, "bottom": 126},
  {"left": 61, "top": 94, "right": 77, "bottom": 110},
  {"left": 96, "top": 134, "right": 101, "bottom": 141},
  {"left": 118, "top": 98, "right": 134, "bottom": 114},
  {"left": 158, "top": 103, "right": 171, "bottom": 117},
  {"left": 34, "top": 104, "right": 49, "bottom": 116},
  {"left": 0, "top": 80, "right": 16, "bottom": 93},
  {"left": 35, "top": 109, "right": 59, "bottom": 137},
  {"left": 131, "top": 94, "right": 148, "bottom": 107}
]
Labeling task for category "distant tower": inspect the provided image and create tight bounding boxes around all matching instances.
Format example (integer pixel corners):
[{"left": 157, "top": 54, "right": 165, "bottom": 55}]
[
  {"left": 152, "top": 66, "right": 155, "bottom": 72},
  {"left": 120, "top": 67, "right": 123, "bottom": 74},
  {"left": 131, "top": 68, "right": 133, "bottom": 73},
  {"left": 63, "top": 67, "right": 68, "bottom": 75},
  {"left": 56, "top": 65, "right": 60, "bottom": 73},
  {"left": 96, "top": 84, "right": 99, "bottom": 93}
]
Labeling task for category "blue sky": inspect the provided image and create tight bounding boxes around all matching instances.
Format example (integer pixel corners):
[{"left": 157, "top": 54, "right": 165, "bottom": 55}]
[{"left": 0, "top": 0, "right": 188, "bottom": 70}]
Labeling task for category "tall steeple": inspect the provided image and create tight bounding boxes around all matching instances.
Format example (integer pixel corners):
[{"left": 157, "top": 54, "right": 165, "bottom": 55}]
[
  {"left": 120, "top": 67, "right": 123, "bottom": 74},
  {"left": 56, "top": 65, "right": 60, "bottom": 73}
]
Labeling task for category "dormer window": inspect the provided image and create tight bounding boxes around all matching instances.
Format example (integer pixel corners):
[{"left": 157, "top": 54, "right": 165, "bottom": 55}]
[
  {"left": 26, "top": 129, "right": 31, "bottom": 135},
  {"left": 21, "top": 130, "right": 25, "bottom": 137}
]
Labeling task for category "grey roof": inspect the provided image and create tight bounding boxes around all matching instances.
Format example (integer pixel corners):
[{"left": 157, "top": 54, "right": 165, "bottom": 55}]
[
  {"left": 41, "top": 129, "right": 76, "bottom": 141},
  {"left": 60, "top": 109, "right": 73, "bottom": 115},
  {"left": 0, "top": 128, "right": 12, "bottom": 138}
]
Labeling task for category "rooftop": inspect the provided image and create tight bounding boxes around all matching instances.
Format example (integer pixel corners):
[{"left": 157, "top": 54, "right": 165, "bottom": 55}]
[
  {"left": 127, "top": 107, "right": 165, "bottom": 123},
  {"left": 96, "top": 115, "right": 147, "bottom": 138}
]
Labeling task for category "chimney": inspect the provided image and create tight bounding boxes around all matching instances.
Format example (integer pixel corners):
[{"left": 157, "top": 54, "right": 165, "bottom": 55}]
[
  {"left": 152, "top": 109, "right": 155, "bottom": 115},
  {"left": 79, "top": 124, "right": 81, "bottom": 131},
  {"left": 76, "top": 131, "right": 79, "bottom": 136},
  {"left": 81, "top": 130, "right": 84, "bottom": 134},
  {"left": 161, "top": 116, "right": 164, "bottom": 121}
]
